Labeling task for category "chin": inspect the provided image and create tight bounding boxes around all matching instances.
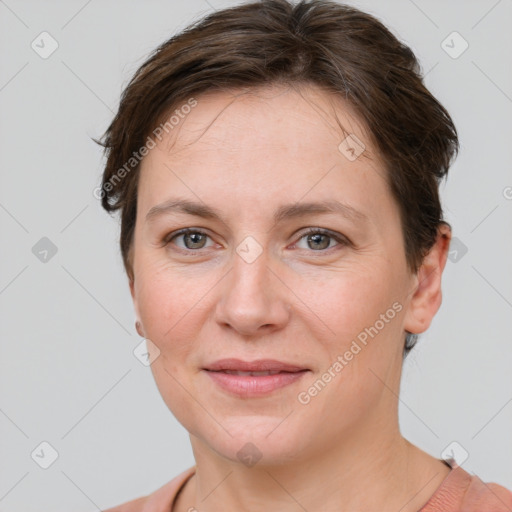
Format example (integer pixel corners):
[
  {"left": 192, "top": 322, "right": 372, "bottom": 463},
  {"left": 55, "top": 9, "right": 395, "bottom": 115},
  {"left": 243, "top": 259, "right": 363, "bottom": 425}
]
[{"left": 193, "top": 416, "right": 312, "bottom": 466}]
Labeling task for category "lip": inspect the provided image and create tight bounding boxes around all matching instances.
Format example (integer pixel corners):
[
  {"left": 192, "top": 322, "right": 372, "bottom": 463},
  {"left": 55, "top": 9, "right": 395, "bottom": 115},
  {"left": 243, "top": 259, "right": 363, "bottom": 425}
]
[
  {"left": 204, "top": 370, "right": 309, "bottom": 397},
  {"left": 203, "top": 358, "right": 308, "bottom": 372},
  {"left": 202, "top": 359, "right": 310, "bottom": 398}
]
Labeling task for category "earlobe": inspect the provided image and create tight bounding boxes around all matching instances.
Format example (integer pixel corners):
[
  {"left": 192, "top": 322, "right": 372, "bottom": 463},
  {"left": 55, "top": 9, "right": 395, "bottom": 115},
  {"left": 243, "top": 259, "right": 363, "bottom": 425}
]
[
  {"left": 129, "top": 277, "right": 145, "bottom": 337},
  {"left": 403, "top": 223, "right": 452, "bottom": 335},
  {"left": 135, "top": 321, "right": 145, "bottom": 337}
]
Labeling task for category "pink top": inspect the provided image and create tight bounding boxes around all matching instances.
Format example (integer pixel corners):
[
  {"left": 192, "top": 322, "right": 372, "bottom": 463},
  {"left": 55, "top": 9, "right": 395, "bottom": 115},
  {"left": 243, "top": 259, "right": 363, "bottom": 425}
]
[{"left": 102, "top": 460, "right": 512, "bottom": 511}]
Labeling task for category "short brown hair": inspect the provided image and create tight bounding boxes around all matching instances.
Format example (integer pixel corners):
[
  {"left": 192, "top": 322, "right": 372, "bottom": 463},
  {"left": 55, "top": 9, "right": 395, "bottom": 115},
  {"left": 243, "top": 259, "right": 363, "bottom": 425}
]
[{"left": 97, "top": 0, "right": 459, "bottom": 357}]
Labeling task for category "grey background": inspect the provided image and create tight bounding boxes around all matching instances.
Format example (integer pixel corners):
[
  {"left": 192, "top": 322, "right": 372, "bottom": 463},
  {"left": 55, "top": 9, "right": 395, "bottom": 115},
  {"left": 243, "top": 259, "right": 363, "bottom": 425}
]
[{"left": 1, "top": 0, "right": 511, "bottom": 510}]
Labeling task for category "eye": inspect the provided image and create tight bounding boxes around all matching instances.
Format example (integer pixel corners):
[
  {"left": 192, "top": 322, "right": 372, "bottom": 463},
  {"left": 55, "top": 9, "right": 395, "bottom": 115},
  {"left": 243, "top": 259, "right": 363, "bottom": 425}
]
[
  {"left": 165, "top": 228, "right": 215, "bottom": 251},
  {"left": 293, "top": 228, "right": 348, "bottom": 251},
  {"left": 163, "top": 227, "right": 348, "bottom": 254}
]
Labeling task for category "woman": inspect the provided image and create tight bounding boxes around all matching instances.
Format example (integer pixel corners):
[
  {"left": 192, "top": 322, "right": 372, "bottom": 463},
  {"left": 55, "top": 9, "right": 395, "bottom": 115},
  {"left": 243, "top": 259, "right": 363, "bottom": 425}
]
[{"left": 97, "top": 0, "right": 512, "bottom": 510}]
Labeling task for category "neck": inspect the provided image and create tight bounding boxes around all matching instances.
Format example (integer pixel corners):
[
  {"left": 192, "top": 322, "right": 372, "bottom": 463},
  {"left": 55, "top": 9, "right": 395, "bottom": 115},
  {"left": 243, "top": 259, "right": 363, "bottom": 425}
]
[{"left": 174, "top": 419, "right": 450, "bottom": 512}]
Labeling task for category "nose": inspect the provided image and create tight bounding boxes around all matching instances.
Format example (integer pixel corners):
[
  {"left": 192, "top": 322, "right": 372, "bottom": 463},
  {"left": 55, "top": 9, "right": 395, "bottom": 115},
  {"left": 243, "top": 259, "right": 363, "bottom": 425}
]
[{"left": 214, "top": 247, "right": 291, "bottom": 337}]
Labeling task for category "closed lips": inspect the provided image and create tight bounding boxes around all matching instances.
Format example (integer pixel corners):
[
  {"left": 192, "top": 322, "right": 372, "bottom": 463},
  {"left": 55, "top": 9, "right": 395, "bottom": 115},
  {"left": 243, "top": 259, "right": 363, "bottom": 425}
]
[
  {"left": 203, "top": 359, "right": 310, "bottom": 397},
  {"left": 203, "top": 358, "right": 309, "bottom": 373},
  {"left": 213, "top": 370, "right": 303, "bottom": 376}
]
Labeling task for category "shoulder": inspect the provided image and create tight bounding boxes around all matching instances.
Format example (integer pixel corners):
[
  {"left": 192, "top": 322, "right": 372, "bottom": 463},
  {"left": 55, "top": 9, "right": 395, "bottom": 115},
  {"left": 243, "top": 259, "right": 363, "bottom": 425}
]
[
  {"left": 420, "top": 465, "right": 512, "bottom": 512},
  {"left": 101, "top": 466, "right": 196, "bottom": 512},
  {"left": 102, "top": 496, "right": 148, "bottom": 512},
  {"left": 465, "top": 478, "right": 512, "bottom": 511}
]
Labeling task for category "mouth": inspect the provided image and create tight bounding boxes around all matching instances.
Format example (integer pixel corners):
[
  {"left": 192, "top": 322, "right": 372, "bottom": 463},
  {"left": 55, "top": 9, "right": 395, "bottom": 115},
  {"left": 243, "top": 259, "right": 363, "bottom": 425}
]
[
  {"left": 203, "top": 358, "right": 309, "bottom": 373},
  {"left": 212, "top": 370, "right": 295, "bottom": 376},
  {"left": 202, "top": 359, "right": 310, "bottom": 397}
]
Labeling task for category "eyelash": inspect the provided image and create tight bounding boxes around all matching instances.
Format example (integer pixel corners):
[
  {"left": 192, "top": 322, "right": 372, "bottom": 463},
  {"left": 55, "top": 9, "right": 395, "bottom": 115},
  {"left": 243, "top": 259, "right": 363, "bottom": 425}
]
[{"left": 163, "top": 227, "right": 349, "bottom": 254}]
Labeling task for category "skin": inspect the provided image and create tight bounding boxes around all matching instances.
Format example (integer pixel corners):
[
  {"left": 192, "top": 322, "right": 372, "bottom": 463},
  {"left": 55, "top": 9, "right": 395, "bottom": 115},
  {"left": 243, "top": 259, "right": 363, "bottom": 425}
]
[{"left": 130, "top": 84, "right": 452, "bottom": 512}]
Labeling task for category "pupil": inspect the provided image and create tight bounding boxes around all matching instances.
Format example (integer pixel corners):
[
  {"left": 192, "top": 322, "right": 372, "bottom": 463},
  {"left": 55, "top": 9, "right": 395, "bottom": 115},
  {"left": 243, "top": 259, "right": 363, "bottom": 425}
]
[
  {"left": 186, "top": 233, "right": 205, "bottom": 248},
  {"left": 309, "top": 233, "right": 328, "bottom": 250}
]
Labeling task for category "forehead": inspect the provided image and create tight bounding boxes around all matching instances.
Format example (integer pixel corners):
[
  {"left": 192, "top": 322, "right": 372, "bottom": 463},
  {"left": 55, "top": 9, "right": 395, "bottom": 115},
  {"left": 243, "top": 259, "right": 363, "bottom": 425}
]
[
  {"left": 157, "top": 84, "right": 373, "bottom": 159},
  {"left": 137, "top": 84, "right": 392, "bottom": 225}
]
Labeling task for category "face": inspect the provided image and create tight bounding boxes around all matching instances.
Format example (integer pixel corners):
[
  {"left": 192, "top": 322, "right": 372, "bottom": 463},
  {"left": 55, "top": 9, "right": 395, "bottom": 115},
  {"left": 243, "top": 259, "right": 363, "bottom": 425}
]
[{"left": 130, "top": 85, "right": 429, "bottom": 465}]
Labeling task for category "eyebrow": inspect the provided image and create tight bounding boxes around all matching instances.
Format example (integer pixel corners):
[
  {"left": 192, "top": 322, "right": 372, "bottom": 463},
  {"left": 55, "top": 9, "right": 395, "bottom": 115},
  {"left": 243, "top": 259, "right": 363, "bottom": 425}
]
[{"left": 145, "top": 198, "right": 368, "bottom": 225}]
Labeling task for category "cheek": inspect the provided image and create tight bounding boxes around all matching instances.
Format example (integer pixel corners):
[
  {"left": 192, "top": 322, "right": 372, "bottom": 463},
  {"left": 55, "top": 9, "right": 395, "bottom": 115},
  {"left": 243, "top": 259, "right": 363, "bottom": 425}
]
[
  {"left": 296, "top": 288, "right": 404, "bottom": 437},
  {"left": 294, "top": 264, "right": 397, "bottom": 342},
  {"left": 135, "top": 262, "right": 197, "bottom": 347},
  {"left": 291, "top": 262, "right": 405, "bottom": 409},
  {"left": 135, "top": 265, "right": 208, "bottom": 430}
]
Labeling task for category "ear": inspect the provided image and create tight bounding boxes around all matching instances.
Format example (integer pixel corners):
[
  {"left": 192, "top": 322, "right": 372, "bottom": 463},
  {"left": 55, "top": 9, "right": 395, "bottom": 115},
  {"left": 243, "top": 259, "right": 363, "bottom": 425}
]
[
  {"left": 129, "top": 277, "right": 144, "bottom": 337},
  {"left": 403, "top": 222, "right": 452, "bottom": 335}
]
